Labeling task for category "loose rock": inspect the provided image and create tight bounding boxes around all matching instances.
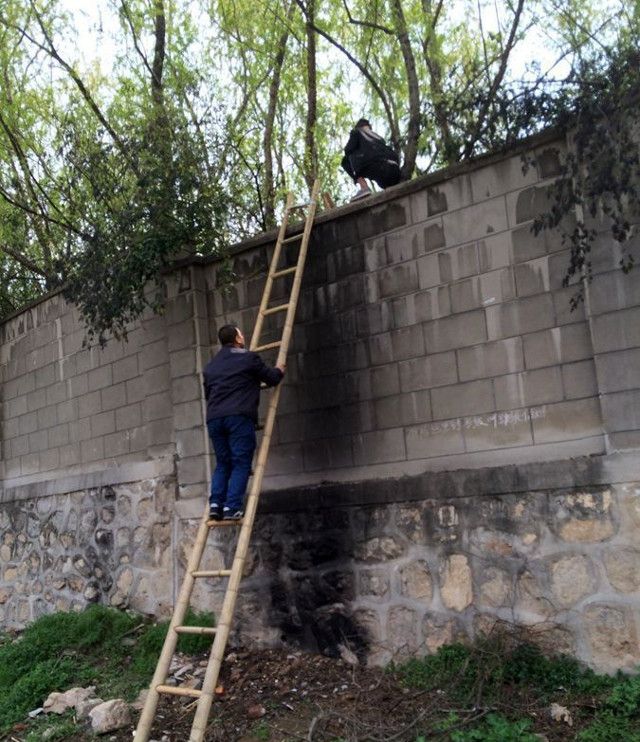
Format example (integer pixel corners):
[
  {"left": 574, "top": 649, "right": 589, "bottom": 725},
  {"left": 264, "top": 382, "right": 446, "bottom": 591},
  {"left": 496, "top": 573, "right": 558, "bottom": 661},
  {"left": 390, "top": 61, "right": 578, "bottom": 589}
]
[{"left": 89, "top": 698, "right": 132, "bottom": 734}]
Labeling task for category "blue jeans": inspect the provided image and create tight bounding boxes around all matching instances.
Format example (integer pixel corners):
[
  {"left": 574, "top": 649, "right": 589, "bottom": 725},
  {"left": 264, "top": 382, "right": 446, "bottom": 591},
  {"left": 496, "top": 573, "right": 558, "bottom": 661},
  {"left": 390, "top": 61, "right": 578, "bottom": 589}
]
[{"left": 207, "top": 415, "right": 256, "bottom": 511}]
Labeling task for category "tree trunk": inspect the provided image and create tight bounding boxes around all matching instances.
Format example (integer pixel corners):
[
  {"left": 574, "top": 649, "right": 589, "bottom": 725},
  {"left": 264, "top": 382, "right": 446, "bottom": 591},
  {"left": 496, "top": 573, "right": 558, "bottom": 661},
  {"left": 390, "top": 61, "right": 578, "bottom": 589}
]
[
  {"left": 263, "top": 3, "right": 293, "bottom": 228},
  {"left": 304, "top": 0, "right": 318, "bottom": 193},
  {"left": 391, "top": 0, "right": 421, "bottom": 180}
]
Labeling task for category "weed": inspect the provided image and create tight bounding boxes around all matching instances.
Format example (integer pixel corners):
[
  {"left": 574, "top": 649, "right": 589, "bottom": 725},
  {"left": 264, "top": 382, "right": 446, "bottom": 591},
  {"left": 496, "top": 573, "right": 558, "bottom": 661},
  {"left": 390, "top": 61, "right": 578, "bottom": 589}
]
[
  {"left": 0, "top": 605, "right": 215, "bottom": 733},
  {"left": 24, "top": 712, "right": 78, "bottom": 742},
  {"left": 449, "top": 713, "right": 539, "bottom": 742},
  {"left": 253, "top": 721, "right": 271, "bottom": 740}
]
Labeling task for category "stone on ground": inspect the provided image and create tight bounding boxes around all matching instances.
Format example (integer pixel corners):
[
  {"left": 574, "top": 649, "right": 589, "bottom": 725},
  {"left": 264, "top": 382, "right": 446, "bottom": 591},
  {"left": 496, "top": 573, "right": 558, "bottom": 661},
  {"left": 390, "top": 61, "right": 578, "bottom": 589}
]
[{"left": 89, "top": 698, "right": 131, "bottom": 734}]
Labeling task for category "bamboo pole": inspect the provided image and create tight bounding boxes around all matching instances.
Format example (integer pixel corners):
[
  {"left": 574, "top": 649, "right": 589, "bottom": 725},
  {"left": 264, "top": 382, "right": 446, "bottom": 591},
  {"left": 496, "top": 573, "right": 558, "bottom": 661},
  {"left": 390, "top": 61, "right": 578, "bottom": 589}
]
[{"left": 188, "top": 181, "right": 320, "bottom": 741}]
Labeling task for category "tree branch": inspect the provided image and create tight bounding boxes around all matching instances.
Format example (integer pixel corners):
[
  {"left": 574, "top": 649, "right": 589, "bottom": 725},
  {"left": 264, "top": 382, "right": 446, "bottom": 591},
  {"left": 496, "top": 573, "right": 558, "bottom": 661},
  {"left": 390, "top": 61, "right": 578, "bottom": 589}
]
[
  {"left": 0, "top": 243, "right": 53, "bottom": 279},
  {"left": 341, "top": 0, "right": 394, "bottom": 35}
]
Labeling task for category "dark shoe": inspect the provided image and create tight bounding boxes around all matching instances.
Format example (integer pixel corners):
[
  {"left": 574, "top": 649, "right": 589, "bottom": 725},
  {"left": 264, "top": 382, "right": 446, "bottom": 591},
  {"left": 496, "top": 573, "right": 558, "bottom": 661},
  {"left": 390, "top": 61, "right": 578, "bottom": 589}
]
[
  {"left": 350, "top": 186, "right": 371, "bottom": 202},
  {"left": 223, "top": 508, "right": 244, "bottom": 521},
  {"left": 209, "top": 505, "right": 223, "bottom": 521}
]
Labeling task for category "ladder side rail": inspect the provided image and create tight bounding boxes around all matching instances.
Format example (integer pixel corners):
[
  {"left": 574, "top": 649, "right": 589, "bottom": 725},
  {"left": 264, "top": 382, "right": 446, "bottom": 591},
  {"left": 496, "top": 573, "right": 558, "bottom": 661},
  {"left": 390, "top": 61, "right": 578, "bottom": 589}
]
[
  {"left": 134, "top": 509, "right": 211, "bottom": 741},
  {"left": 276, "top": 179, "right": 320, "bottom": 368},
  {"left": 250, "top": 192, "right": 295, "bottom": 349},
  {"left": 189, "top": 180, "right": 319, "bottom": 740},
  {"left": 188, "top": 383, "right": 283, "bottom": 740}
]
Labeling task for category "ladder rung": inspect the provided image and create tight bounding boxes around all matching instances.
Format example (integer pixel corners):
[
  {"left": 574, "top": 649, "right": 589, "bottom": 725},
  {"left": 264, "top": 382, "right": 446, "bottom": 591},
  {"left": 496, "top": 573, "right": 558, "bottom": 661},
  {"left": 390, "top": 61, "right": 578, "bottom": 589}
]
[
  {"left": 262, "top": 302, "right": 290, "bottom": 316},
  {"left": 191, "top": 570, "right": 232, "bottom": 578},
  {"left": 271, "top": 266, "right": 297, "bottom": 279},
  {"left": 156, "top": 684, "right": 202, "bottom": 698},
  {"left": 282, "top": 234, "right": 302, "bottom": 244},
  {"left": 174, "top": 625, "right": 217, "bottom": 635},
  {"left": 207, "top": 518, "right": 243, "bottom": 527},
  {"left": 254, "top": 341, "right": 281, "bottom": 352}
]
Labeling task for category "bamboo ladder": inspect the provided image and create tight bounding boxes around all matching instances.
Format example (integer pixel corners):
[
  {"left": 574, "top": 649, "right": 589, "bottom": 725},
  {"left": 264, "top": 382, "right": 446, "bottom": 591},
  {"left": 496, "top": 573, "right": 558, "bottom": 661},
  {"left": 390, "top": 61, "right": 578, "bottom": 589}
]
[{"left": 134, "top": 179, "right": 321, "bottom": 742}]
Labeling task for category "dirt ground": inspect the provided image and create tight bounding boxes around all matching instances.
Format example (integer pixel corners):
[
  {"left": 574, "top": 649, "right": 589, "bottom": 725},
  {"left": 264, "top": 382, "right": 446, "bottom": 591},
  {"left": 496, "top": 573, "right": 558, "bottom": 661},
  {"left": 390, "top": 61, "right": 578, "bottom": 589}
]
[{"left": 47, "top": 646, "right": 588, "bottom": 742}]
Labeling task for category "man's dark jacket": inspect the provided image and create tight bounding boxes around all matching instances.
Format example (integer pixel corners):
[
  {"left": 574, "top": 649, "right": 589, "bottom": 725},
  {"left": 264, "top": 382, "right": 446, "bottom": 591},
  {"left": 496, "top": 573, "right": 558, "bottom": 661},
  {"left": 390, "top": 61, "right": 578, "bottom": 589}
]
[
  {"left": 203, "top": 346, "right": 283, "bottom": 423},
  {"left": 342, "top": 127, "right": 399, "bottom": 179}
]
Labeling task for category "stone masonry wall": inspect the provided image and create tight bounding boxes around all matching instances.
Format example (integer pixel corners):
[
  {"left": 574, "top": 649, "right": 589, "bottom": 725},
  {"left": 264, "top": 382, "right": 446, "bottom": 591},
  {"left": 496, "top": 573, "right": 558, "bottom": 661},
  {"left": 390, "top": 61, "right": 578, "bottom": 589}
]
[
  {"left": 0, "top": 476, "right": 174, "bottom": 628},
  {"left": 185, "top": 457, "right": 640, "bottom": 673}
]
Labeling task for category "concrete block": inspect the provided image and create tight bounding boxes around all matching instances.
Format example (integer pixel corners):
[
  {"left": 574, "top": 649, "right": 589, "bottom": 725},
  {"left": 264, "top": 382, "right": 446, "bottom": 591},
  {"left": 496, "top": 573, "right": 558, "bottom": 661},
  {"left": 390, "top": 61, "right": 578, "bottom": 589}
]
[
  {"left": 596, "top": 349, "right": 640, "bottom": 394},
  {"left": 412, "top": 175, "right": 473, "bottom": 222},
  {"left": 534, "top": 145, "right": 565, "bottom": 178},
  {"left": 171, "top": 374, "right": 201, "bottom": 404},
  {"left": 553, "top": 287, "right": 586, "bottom": 326},
  {"left": 370, "top": 364, "right": 400, "bottom": 398},
  {"left": 450, "top": 268, "right": 515, "bottom": 314},
  {"left": 368, "top": 333, "right": 390, "bottom": 367},
  {"left": 352, "top": 428, "right": 406, "bottom": 466},
  {"left": 485, "top": 294, "right": 555, "bottom": 340},
  {"left": 169, "top": 349, "right": 197, "bottom": 378},
  {"left": 457, "top": 337, "right": 524, "bottom": 382},
  {"left": 3, "top": 377, "right": 19, "bottom": 400},
  {"left": 126, "top": 376, "right": 147, "bottom": 404},
  {"left": 19, "top": 412, "right": 39, "bottom": 436},
  {"left": 140, "top": 339, "right": 168, "bottom": 371},
  {"left": 403, "top": 286, "right": 451, "bottom": 324},
  {"left": 177, "top": 455, "right": 207, "bottom": 486},
  {"left": 515, "top": 257, "right": 551, "bottom": 297},
  {"left": 104, "top": 431, "right": 129, "bottom": 458},
  {"left": 78, "top": 391, "right": 102, "bottom": 419},
  {"left": 167, "top": 320, "right": 196, "bottom": 352},
  {"left": 390, "top": 325, "right": 425, "bottom": 362},
  {"left": 374, "top": 390, "right": 431, "bottom": 428},
  {"left": 69, "top": 418, "right": 91, "bottom": 443},
  {"left": 176, "top": 428, "right": 206, "bottom": 459},
  {"left": 35, "top": 363, "right": 56, "bottom": 389},
  {"left": 417, "top": 253, "right": 441, "bottom": 289},
  {"left": 141, "top": 315, "right": 167, "bottom": 345},
  {"left": 510, "top": 222, "right": 565, "bottom": 263},
  {"left": 588, "top": 270, "right": 640, "bottom": 315},
  {"left": 562, "top": 360, "right": 598, "bottom": 400},
  {"left": 57, "top": 399, "right": 78, "bottom": 424},
  {"left": 3, "top": 457, "right": 21, "bottom": 479},
  {"left": 59, "top": 443, "right": 81, "bottom": 467},
  {"left": 26, "top": 388, "right": 46, "bottom": 412},
  {"left": 127, "top": 425, "right": 148, "bottom": 453},
  {"left": 471, "top": 153, "right": 538, "bottom": 202},
  {"left": 81, "top": 437, "right": 105, "bottom": 463},
  {"left": 591, "top": 307, "right": 640, "bottom": 353},
  {"left": 462, "top": 409, "right": 533, "bottom": 451},
  {"left": 91, "top": 410, "right": 116, "bottom": 437},
  {"left": 431, "top": 379, "right": 495, "bottom": 420},
  {"left": 507, "top": 183, "right": 553, "bottom": 226},
  {"left": 144, "top": 364, "right": 171, "bottom": 393},
  {"left": 398, "top": 352, "right": 457, "bottom": 392},
  {"left": 523, "top": 323, "right": 593, "bottom": 369},
  {"left": 165, "top": 293, "right": 194, "bottom": 325},
  {"left": 21, "top": 452, "right": 40, "bottom": 476},
  {"left": 365, "top": 236, "right": 388, "bottom": 271},
  {"left": 40, "top": 448, "right": 60, "bottom": 472},
  {"left": 113, "top": 355, "right": 139, "bottom": 383},
  {"left": 5, "top": 395, "right": 27, "bottom": 419},
  {"left": 438, "top": 244, "right": 479, "bottom": 286},
  {"left": 386, "top": 225, "right": 426, "bottom": 263},
  {"left": 326, "top": 244, "right": 365, "bottom": 281},
  {"left": 143, "top": 391, "right": 174, "bottom": 423},
  {"left": 608, "top": 430, "right": 640, "bottom": 450},
  {"left": 36, "top": 404, "right": 58, "bottom": 430},
  {"left": 173, "top": 399, "right": 203, "bottom": 430},
  {"left": 494, "top": 366, "right": 564, "bottom": 409},
  {"left": 101, "top": 382, "right": 127, "bottom": 412},
  {"left": 405, "top": 419, "right": 465, "bottom": 458},
  {"left": 69, "top": 374, "right": 88, "bottom": 397},
  {"left": 16, "top": 374, "right": 36, "bottom": 397},
  {"left": 10, "top": 434, "right": 29, "bottom": 458},
  {"left": 48, "top": 424, "right": 70, "bottom": 448},
  {"left": 378, "top": 263, "right": 420, "bottom": 298},
  {"left": 302, "top": 436, "right": 354, "bottom": 472},
  {"left": 424, "top": 310, "right": 487, "bottom": 353},
  {"left": 442, "top": 197, "right": 508, "bottom": 246},
  {"left": 356, "top": 200, "right": 408, "bottom": 240},
  {"left": 531, "top": 398, "right": 602, "bottom": 443},
  {"left": 265, "top": 442, "right": 305, "bottom": 475},
  {"left": 46, "top": 381, "right": 68, "bottom": 407}
]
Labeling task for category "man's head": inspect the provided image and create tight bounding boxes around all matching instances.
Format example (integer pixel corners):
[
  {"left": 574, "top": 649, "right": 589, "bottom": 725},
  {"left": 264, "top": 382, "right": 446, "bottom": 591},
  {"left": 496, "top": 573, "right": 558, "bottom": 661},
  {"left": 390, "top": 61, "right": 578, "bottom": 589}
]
[
  {"left": 218, "top": 324, "right": 245, "bottom": 348},
  {"left": 355, "top": 118, "right": 371, "bottom": 129}
]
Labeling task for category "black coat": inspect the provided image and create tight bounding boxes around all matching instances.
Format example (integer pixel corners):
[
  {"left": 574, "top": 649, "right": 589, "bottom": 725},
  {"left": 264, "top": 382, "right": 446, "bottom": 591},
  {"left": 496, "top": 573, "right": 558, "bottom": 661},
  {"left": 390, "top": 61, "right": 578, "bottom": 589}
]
[
  {"left": 203, "top": 346, "right": 283, "bottom": 423},
  {"left": 341, "top": 127, "right": 399, "bottom": 179}
]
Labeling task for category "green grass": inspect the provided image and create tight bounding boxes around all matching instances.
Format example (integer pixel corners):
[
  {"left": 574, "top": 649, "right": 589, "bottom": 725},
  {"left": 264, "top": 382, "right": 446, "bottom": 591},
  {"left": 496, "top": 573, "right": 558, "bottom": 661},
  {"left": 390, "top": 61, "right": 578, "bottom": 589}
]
[
  {"left": 398, "top": 639, "right": 640, "bottom": 741},
  {"left": 0, "top": 604, "right": 215, "bottom": 733}
]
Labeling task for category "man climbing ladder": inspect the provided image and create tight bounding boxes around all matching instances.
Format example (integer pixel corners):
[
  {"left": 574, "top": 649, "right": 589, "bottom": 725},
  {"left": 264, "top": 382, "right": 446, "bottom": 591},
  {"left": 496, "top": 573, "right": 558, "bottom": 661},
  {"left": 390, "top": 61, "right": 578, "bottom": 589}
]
[{"left": 134, "top": 180, "right": 321, "bottom": 742}]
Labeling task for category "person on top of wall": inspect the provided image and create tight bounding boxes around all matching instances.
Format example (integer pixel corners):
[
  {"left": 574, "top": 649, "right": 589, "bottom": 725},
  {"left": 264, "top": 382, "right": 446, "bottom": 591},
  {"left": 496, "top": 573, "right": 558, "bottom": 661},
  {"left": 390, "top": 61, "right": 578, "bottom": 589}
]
[
  {"left": 203, "top": 325, "right": 285, "bottom": 521},
  {"left": 341, "top": 118, "right": 401, "bottom": 201}
]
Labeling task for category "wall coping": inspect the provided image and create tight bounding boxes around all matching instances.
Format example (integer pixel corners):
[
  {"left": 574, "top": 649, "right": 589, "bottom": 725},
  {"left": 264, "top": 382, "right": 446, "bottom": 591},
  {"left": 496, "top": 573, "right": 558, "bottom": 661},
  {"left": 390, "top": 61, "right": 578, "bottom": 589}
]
[{"left": 0, "top": 126, "right": 563, "bottom": 328}]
